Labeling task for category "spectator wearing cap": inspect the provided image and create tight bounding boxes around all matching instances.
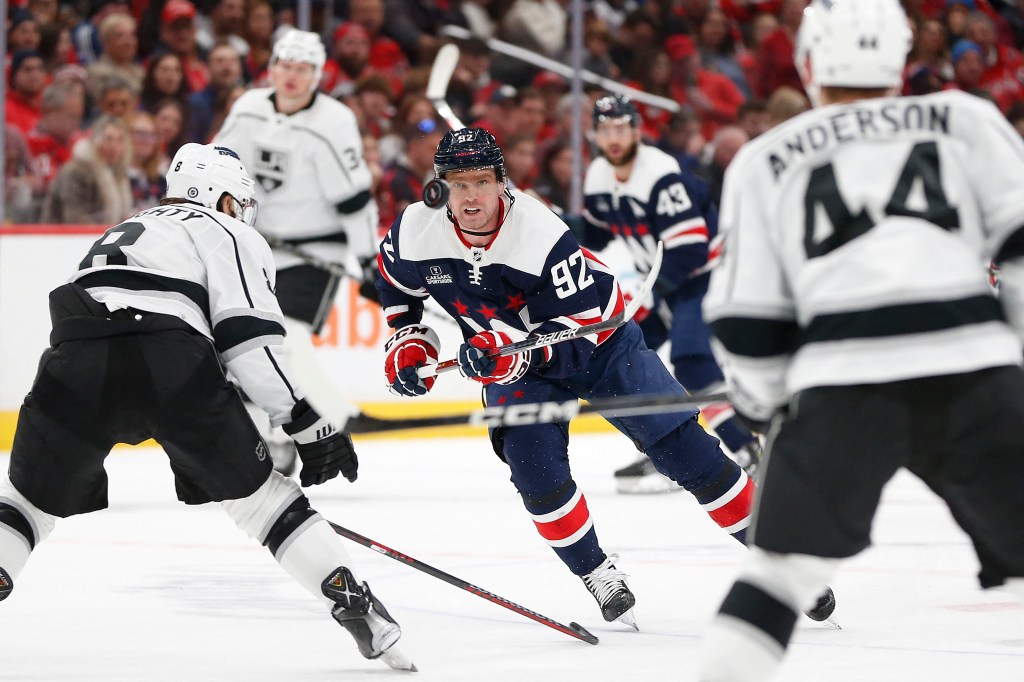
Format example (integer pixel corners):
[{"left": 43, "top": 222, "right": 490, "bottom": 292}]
[
  {"left": 323, "top": 22, "right": 377, "bottom": 98},
  {"left": 473, "top": 84, "right": 518, "bottom": 147},
  {"left": 945, "top": 38, "right": 991, "bottom": 98},
  {"left": 196, "top": 0, "right": 250, "bottom": 57},
  {"left": 26, "top": 81, "right": 86, "bottom": 196},
  {"left": 7, "top": 10, "right": 42, "bottom": 53},
  {"left": 376, "top": 115, "right": 445, "bottom": 234},
  {"left": 70, "top": 1, "right": 130, "bottom": 66},
  {"left": 156, "top": 0, "right": 211, "bottom": 93},
  {"left": 943, "top": 0, "right": 976, "bottom": 44},
  {"left": 965, "top": 10, "right": 1024, "bottom": 114},
  {"left": 349, "top": 0, "right": 411, "bottom": 92},
  {"left": 188, "top": 42, "right": 244, "bottom": 143},
  {"left": 6, "top": 51, "right": 48, "bottom": 134},
  {"left": 665, "top": 34, "right": 745, "bottom": 141},
  {"left": 751, "top": 0, "right": 805, "bottom": 99},
  {"left": 87, "top": 13, "right": 143, "bottom": 100},
  {"left": 42, "top": 114, "right": 133, "bottom": 224}
]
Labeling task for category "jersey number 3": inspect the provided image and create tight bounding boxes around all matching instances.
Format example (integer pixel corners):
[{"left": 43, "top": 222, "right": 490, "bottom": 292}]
[
  {"left": 79, "top": 221, "right": 146, "bottom": 269},
  {"left": 804, "top": 141, "right": 959, "bottom": 258}
]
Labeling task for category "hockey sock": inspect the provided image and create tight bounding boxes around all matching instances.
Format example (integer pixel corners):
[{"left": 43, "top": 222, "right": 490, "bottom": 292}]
[
  {"left": 697, "top": 580, "right": 796, "bottom": 682},
  {"left": 523, "top": 483, "right": 604, "bottom": 576},
  {"left": 0, "top": 476, "right": 56, "bottom": 585},
  {"left": 691, "top": 459, "right": 754, "bottom": 543}
]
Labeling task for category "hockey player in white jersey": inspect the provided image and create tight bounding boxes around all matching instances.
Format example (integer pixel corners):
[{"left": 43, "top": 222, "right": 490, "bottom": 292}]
[
  {"left": 0, "top": 144, "right": 414, "bottom": 671},
  {"left": 579, "top": 94, "right": 761, "bottom": 494},
  {"left": 215, "top": 29, "right": 379, "bottom": 474},
  {"left": 698, "top": 2, "right": 1024, "bottom": 680}
]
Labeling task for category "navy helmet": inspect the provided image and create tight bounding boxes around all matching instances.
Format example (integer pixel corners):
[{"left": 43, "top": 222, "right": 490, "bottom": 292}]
[
  {"left": 592, "top": 94, "right": 639, "bottom": 128},
  {"left": 433, "top": 128, "right": 506, "bottom": 181}
]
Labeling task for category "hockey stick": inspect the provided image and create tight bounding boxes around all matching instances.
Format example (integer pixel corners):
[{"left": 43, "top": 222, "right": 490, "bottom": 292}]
[
  {"left": 328, "top": 521, "right": 599, "bottom": 645},
  {"left": 426, "top": 43, "right": 466, "bottom": 131},
  {"left": 346, "top": 389, "right": 729, "bottom": 434},
  {"left": 419, "top": 242, "right": 664, "bottom": 379}
]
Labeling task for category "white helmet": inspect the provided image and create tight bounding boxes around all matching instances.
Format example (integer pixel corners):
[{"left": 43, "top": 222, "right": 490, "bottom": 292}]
[
  {"left": 796, "top": 0, "right": 913, "bottom": 107},
  {"left": 272, "top": 28, "right": 326, "bottom": 93},
  {"left": 166, "top": 143, "right": 259, "bottom": 226}
]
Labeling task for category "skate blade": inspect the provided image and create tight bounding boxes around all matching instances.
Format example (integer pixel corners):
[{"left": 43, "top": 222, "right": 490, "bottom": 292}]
[
  {"left": 615, "top": 608, "right": 639, "bottom": 631},
  {"left": 615, "top": 475, "right": 685, "bottom": 495},
  {"left": 377, "top": 643, "right": 417, "bottom": 672}
]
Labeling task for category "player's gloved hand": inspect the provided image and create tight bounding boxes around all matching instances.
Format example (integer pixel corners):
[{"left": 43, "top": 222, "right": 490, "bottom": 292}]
[
  {"left": 458, "top": 330, "right": 531, "bottom": 385},
  {"left": 622, "top": 291, "right": 652, "bottom": 323},
  {"left": 282, "top": 398, "right": 358, "bottom": 486},
  {"left": 357, "top": 254, "right": 382, "bottom": 303},
  {"left": 384, "top": 324, "right": 440, "bottom": 397}
]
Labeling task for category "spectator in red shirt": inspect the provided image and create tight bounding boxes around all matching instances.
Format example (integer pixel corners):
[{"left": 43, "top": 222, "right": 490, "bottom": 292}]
[
  {"left": 966, "top": 10, "right": 1024, "bottom": 114},
  {"left": 349, "top": 0, "right": 410, "bottom": 97},
  {"left": 6, "top": 51, "right": 47, "bottom": 135},
  {"left": 155, "top": 0, "right": 210, "bottom": 93},
  {"left": 7, "top": 10, "right": 42, "bottom": 54},
  {"left": 322, "top": 22, "right": 379, "bottom": 98},
  {"left": 26, "top": 81, "right": 85, "bottom": 193},
  {"left": 665, "top": 34, "right": 746, "bottom": 141},
  {"left": 473, "top": 84, "right": 519, "bottom": 148},
  {"left": 752, "top": 0, "right": 805, "bottom": 99}
]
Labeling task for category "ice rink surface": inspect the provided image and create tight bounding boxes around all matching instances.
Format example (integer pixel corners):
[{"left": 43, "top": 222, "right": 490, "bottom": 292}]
[{"left": 1, "top": 433, "right": 1022, "bottom": 682}]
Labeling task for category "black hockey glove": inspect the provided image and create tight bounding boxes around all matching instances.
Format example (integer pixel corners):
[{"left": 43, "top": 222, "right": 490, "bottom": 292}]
[
  {"left": 357, "top": 254, "right": 382, "bottom": 304},
  {"left": 282, "top": 398, "right": 358, "bottom": 486}
]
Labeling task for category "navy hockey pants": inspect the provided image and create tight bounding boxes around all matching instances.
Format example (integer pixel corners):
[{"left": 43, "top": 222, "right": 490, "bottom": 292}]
[{"left": 487, "top": 321, "right": 746, "bottom": 575}]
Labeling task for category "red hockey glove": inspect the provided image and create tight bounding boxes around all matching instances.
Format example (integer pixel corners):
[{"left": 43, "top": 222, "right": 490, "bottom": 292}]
[
  {"left": 457, "top": 330, "right": 531, "bottom": 385},
  {"left": 384, "top": 324, "right": 440, "bottom": 397}
]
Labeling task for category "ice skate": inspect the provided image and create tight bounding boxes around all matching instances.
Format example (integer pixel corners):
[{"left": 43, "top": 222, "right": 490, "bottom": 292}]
[
  {"left": 614, "top": 456, "right": 683, "bottom": 494},
  {"left": 581, "top": 554, "right": 638, "bottom": 630},
  {"left": 805, "top": 586, "right": 840, "bottom": 628},
  {"left": 0, "top": 567, "right": 12, "bottom": 602},
  {"left": 324, "top": 567, "right": 417, "bottom": 671}
]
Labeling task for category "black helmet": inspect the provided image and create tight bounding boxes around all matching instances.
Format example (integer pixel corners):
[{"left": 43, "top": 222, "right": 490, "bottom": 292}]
[
  {"left": 433, "top": 128, "right": 506, "bottom": 181},
  {"left": 592, "top": 94, "right": 639, "bottom": 128}
]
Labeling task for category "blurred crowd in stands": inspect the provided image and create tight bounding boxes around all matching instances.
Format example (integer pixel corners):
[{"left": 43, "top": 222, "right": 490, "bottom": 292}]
[{"left": 5, "top": 0, "right": 1024, "bottom": 227}]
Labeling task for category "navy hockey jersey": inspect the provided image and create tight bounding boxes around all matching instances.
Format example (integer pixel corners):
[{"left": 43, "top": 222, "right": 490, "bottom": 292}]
[
  {"left": 582, "top": 144, "right": 720, "bottom": 296},
  {"left": 377, "top": 191, "right": 624, "bottom": 378}
]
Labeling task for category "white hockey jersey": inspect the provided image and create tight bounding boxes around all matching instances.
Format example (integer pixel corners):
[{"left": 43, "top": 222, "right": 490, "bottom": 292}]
[
  {"left": 72, "top": 203, "right": 300, "bottom": 425},
  {"left": 215, "top": 88, "right": 379, "bottom": 269},
  {"left": 703, "top": 90, "right": 1024, "bottom": 417}
]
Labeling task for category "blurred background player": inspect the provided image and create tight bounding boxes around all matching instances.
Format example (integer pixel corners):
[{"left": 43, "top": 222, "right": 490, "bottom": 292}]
[
  {"left": 699, "top": 2, "right": 1024, "bottom": 680},
  {"left": 0, "top": 143, "right": 413, "bottom": 671},
  {"left": 374, "top": 128, "right": 832, "bottom": 629},
  {"left": 577, "top": 94, "right": 761, "bottom": 494},
  {"left": 215, "top": 29, "right": 379, "bottom": 474}
]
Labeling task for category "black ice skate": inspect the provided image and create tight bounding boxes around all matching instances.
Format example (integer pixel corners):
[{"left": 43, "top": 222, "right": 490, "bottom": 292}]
[
  {"left": 736, "top": 440, "right": 762, "bottom": 479},
  {"left": 323, "top": 567, "right": 417, "bottom": 671},
  {"left": 613, "top": 456, "right": 683, "bottom": 494},
  {"left": 0, "top": 567, "right": 12, "bottom": 602},
  {"left": 581, "top": 554, "right": 637, "bottom": 630},
  {"left": 805, "top": 586, "right": 839, "bottom": 627}
]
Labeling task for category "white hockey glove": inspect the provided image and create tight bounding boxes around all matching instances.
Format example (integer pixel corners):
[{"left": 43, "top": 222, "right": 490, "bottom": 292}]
[{"left": 282, "top": 398, "right": 358, "bottom": 486}]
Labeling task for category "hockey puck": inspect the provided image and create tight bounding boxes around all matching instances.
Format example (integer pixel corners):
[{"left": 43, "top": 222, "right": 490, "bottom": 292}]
[{"left": 422, "top": 178, "right": 450, "bottom": 209}]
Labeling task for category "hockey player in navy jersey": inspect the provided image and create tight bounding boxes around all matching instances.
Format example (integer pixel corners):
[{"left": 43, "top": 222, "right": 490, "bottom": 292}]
[
  {"left": 0, "top": 144, "right": 414, "bottom": 671},
  {"left": 698, "top": 2, "right": 1024, "bottom": 680},
  {"left": 580, "top": 94, "right": 762, "bottom": 494},
  {"left": 375, "top": 127, "right": 764, "bottom": 628},
  {"left": 216, "top": 29, "right": 380, "bottom": 475}
]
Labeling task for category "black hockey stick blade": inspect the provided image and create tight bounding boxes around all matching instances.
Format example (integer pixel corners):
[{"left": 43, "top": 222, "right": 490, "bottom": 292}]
[
  {"left": 328, "top": 521, "right": 599, "bottom": 645},
  {"left": 346, "top": 390, "right": 729, "bottom": 434},
  {"left": 421, "top": 242, "right": 664, "bottom": 378}
]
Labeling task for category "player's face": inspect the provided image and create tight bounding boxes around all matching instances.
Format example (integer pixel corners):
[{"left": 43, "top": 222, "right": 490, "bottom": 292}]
[
  {"left": 595, "top": 119, "right": 639, "bottom": 168},
  {"left": 447, "top": 168, "right": 504, "bottom": 244},
  {"left": 270, "top": 59, "right": 316, "bottom": 100}
]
